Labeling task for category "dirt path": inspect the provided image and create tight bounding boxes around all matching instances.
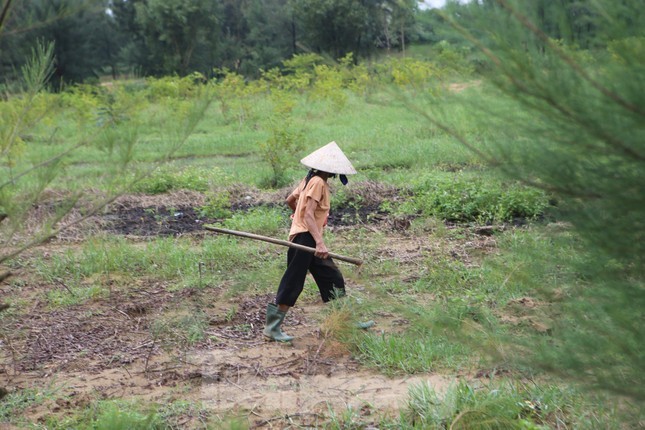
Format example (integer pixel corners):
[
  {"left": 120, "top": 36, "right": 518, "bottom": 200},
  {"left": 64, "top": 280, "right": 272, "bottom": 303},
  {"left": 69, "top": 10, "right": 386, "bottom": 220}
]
[
  {"left": 193, "top": 338, "right": 455, "bottom": 425},
  {"left": 3, "top": 296, "right": 458, "bottom": 427}
]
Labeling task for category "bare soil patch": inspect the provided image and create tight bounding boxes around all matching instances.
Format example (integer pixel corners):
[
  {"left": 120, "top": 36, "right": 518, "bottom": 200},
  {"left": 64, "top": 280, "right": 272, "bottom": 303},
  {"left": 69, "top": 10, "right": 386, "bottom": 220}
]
[
  {"left": 100, "top": 182, "right": 410, "bottom": 238},
  {"left": 1, "top": 280, "right": 457, "bottom": 427}
]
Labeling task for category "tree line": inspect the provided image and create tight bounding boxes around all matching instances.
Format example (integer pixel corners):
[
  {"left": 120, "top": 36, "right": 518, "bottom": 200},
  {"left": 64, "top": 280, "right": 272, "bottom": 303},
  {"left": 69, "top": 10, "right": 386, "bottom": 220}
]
[
  {"left": 0, "top": 0, "right": 618, "bottom": 88},
  {"left": 1, "top": 0, "right": 418, "bottom": 85}
]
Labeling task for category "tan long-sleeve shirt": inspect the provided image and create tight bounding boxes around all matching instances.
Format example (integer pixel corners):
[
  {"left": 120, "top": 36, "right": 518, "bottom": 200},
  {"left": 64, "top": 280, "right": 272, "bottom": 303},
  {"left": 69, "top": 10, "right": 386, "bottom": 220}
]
[{"left": 288, "top": 176, "right": 330, "bottom": 241}]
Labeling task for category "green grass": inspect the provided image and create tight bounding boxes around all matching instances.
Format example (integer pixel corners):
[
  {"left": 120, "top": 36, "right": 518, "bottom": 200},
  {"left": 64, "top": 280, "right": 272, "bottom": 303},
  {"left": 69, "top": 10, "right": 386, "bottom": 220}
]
[
  {"left": 46, "top": 283, "right": 108, "bottom": 307},
  {"left": 32, "top": 235, "right": 284, "bottom": 298},
  {"left": 328, "top": 376, "right": 626, "bottom": 429},
  {"left": 220, "top": 206, "right": 291, "bottom": 236},
  {"left": 6, "top": 83, "right": 505, "bottom": 192},
  {"left": 352, "top": 330, "right": 468, "bottom": 375},
  {"left": 42, "top": 399, "right": 167, "bottom": 429},
  {"left": 394, "top": 380, "right": 618, "bottom": 430},
  {"left": 0, "top": 384, "right": 61, "bottom": 426},
  {"left": 322, "top": 379, "right": 623, "bottom": 429},
  {"left": 29, "top": 395, "right": 243, "bottom": 429}
]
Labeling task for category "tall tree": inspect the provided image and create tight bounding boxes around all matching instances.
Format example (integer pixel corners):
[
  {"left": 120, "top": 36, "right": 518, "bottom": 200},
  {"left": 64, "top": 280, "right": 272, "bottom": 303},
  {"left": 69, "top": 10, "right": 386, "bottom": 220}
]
[
  {"left": 0, "top": 0, "right": 116, "bottom": 86},
  {"left": 291, "top": 0, "right": 418, "bottom": 60},
  {"left": 212, "top": 0, "right": 249, "bottom": 73},
  {"left": 291, "top": 0, "right": 377, "bottom": 59},
  {"left": 109, "top": 0, "right": 148, "bottom": 77},
  {"left": 133, "top": 0, "right": 221, "bottom": 76},
  {"left": 377, "top": 0, "right": 418, "bottom": 52},
  {"left": 241, "top": 0, "right": 296, "bottom": 76}
]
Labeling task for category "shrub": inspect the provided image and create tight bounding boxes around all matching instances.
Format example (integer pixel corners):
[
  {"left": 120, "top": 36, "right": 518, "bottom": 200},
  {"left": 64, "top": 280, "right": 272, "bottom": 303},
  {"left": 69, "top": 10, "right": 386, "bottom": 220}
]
[
  {"left": 133, "top": 167, "right": 210, "bottom": 194},
  {"left": 221, "top": 206, "right": 289, "bottom": 236},
  {"left": 282, "top": 53, "right": 326, "bottom": 75},
  {"left": 434, "top": 40, "right": 475, "bottom": 76},
  {"left": 388, "top": 57, "right": 443, "bottom": 90},
  {"left": 403, "top": 175, "right": 550, "bottom": 224},
  {"left": 311, "top": 64, "right": 348, "bottom": 108},
  {"left": 339, "top": 53, "right": 372, "bottom": 96},
  {"left": 60, "top": 84, "right": 102, "bottom": 124},
  {"left": 199, "top": 191, "right": 232, "bottom": 219},
  {"left": 144, "top": 73, "right": 205, "bottom": 100},
  {"left": 258, "top": 91, "right": 304, "bottom": 188},
  {"left": 212, "top": 68, "right": 263, "bottom": 124}
]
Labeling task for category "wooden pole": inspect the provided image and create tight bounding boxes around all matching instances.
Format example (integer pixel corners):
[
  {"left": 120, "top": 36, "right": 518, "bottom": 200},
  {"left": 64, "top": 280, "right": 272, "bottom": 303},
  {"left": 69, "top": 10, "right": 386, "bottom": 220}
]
[{"left": 203, "top": 225, "right": 363, "bottom": 266}]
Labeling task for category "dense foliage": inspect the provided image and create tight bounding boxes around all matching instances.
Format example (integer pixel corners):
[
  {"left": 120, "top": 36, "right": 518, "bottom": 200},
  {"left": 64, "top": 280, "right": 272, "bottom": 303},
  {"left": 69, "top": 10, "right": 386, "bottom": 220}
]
[
  {"left": 0, "top": 0, "right": 422, "bottom": 84},
  {"left": 1, "top": 0, "right": 626, "bottom": 85}
]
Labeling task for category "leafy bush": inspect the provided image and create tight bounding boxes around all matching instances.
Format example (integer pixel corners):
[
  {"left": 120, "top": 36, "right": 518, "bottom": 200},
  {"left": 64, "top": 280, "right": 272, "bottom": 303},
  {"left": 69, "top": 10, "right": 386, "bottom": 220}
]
[
  {"left": 144, "top": 73, "right": 205, "bottom": 100},
  {"left": 60, "top": 84, "right": 102, "bottom": 124},
  {"left": 311, "top": 64, "right": 348, "bottom": 108},
  {"left": 213, "top": 68, "right": 264, "bottom": 124},
  {"left": 133, "top": 167, "right": 210, "bottom": 194},
  {"left": 259, "top": 124, "right": 304, "bottom": 188},
  {"left": 221, "top": 206, "right": 289, "bottom": 236},
  {"left": 376, "top": 57, "right": 444, "bottom": 90},
  {"left": 258, "top": 91, "right": 305, "bottom": 188},
  {"left": 403, "top": 175, "right": 550, "bottom": 223},
  {"left": 607, "top": 36, "right": 645, "bottom": 65},
  {"left": 199, "top": 191, "right": 232, "bottom": 219},
  {"left": 339, "top": 53, "right": 372, "bottom": 96},
  {"left": 434, "top": 40, "right": 476, "bottom": 76},
  {"left": 261, "top": 65, "right": 311, "bottom": 92},
  {"left": 282, "top": 53, "right": 326, "bottom": 75}
]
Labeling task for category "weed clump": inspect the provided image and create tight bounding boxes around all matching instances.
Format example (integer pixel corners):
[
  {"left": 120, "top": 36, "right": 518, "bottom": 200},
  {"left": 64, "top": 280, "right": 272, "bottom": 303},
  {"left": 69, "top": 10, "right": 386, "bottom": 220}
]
[
  {"left": 133, "top": 168, "right": 210, "bottom": 194},
  {"left": 403, "top": 174, "right": 550, "bottom": 224}
]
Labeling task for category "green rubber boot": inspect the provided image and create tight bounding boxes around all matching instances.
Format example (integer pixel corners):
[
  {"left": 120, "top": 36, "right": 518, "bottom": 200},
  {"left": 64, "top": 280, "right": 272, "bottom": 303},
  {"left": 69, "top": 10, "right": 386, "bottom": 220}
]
[
  {"left": 263, "top": 303, "right": 294, "bottom": 342},
  {"left": 356, "top": 320, "right": 375, "bottom": 329},
  {"left": 330, "top": 288, "right": 375, "bottom": 330}
]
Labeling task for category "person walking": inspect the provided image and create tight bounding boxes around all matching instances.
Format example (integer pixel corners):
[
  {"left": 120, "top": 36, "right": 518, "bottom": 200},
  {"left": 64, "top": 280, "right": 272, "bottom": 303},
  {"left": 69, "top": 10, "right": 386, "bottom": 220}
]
[{"left": 263, "top": 141, "right": 371, "bottom": 342}]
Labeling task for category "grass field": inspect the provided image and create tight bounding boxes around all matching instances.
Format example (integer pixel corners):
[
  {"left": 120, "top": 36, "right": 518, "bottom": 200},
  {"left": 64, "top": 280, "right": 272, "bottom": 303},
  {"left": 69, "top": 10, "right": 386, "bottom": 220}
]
[{"left": 0, "top": 73, "right": 635, "bottom": 428}]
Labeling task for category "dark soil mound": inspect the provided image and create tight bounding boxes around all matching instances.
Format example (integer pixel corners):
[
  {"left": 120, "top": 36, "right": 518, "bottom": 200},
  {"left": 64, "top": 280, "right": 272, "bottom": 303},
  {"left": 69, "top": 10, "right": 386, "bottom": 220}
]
[
  {"left": 102, "top": 181, "right": 412, "bottom": 237},
  {"left": 104, "top": 206, "right": 212, "bottom": 236}
]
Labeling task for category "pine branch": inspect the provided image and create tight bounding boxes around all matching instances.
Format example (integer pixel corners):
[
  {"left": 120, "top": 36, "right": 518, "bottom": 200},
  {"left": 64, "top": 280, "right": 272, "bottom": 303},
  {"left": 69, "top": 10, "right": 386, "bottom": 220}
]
[
  {"left": 0, "top": 140, "right": 88, "bottom": 191},
  {"left": 442, "top": 6, "right": 644, "bottom": 164},
  {"left": 0, "top": 92, "right": 216, "bottom": 266},
  {"left": 496, "top": 0, "right": 645, "bottom": 118},
  {"left": 0, "top": 0, "right": 13, "bottom": 35}
]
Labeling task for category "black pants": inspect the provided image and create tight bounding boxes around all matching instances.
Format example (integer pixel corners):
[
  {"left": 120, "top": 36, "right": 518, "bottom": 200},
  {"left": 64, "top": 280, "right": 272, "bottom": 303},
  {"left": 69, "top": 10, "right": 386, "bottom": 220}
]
[{"left": 275, "top": 232, "right": 345, "bottom": 306}]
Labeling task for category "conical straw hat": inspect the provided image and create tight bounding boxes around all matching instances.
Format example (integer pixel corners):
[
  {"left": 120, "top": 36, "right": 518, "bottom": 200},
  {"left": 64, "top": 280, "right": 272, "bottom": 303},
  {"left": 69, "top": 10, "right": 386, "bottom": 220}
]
[{"left": 300, "top": 141, "right": 357, "bottom": 175}]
